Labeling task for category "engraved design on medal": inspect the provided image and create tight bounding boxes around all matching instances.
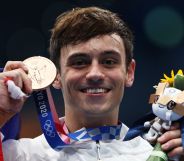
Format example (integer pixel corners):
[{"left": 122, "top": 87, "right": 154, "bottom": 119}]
[
  {"left": 28, "top": 63, "right": 46, "bottom": 84},
  {"left": 23, "top": 56, "right": 57, "bottom": 90}
]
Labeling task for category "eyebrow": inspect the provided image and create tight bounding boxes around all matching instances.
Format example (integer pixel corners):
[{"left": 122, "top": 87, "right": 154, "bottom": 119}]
[
  {"left": 67, "top": 50, "right": 121, "bottom": 62},
  {"left": 72, "top": 50, "right": 120, "bottom": 56},
  {"left": 67, "top": 53, "right": 90, "bottom": 60},
  {"left": 100, "top": 50, "right": 121, "bottom": 58}
]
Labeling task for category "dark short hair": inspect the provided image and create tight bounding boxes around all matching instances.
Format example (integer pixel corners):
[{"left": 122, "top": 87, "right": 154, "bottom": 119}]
[{"left": 49, "top": 7, "right": 134, "bottom": 70}]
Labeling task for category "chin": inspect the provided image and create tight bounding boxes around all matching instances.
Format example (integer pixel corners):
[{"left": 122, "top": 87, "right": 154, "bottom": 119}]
[{"left": 82, "top": 104, "right": 113, "bottom": 115}]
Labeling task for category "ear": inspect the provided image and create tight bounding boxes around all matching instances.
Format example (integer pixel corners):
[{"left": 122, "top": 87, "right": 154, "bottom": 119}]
[
  {"left": 125, "top": 59, "right": 136, "bottom": 87},
  {"left": 52, "top": 73, "right": 62, "bottom": 89}
]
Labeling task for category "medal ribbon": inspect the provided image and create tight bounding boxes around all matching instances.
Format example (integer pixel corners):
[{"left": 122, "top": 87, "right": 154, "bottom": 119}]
[
  {"left": 0, "top": 134, "right": 4, "bottom": 161},
  {"left": 33, "top": 88, "right": 122, "bottom": 150}
]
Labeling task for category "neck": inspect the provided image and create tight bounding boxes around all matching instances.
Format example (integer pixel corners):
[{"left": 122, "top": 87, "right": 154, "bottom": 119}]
[{"left": 65, "top": 108, "right": 119, "bottom": 133}]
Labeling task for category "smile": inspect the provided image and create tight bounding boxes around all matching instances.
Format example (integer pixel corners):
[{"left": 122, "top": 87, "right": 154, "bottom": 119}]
[{"left": 81, "top": 88, "right": 110, "bottom": 94}]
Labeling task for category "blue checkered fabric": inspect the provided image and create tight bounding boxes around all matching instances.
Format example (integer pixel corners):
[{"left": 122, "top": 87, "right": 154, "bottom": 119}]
[{"left": 68, "top": 124, "right": 122, "bottom": 142}]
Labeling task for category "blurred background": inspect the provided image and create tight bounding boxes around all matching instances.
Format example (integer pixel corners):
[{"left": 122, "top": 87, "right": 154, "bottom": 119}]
[{"left": 0, "top": 0, "right": 184, "bottom": 138}]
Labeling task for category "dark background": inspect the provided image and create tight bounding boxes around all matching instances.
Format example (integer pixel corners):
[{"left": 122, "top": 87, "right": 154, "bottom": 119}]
[{"left": 0, "top": 0, "right": 184, "bottom": 137}]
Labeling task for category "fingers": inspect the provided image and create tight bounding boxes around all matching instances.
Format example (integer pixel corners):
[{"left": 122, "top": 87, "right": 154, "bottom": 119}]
[
  {"left": 161, "top": 138, "right": 182, "bottom": 151},
  {"left": 14, "top": 68, "right": 32, "bottom": 94},
  {"left": 2, "top": 61, "right": 32, "bottom": 94},
  {"left": 2, "top": 68, "right": 32, "bottom": 94},
  {"left": 158, "top": 129, "right": 181, "bottom": 144},
  {"left": 167, "top": 146, "right": 183, "bottom": 157},
  {"left": 4, "top": 61, "right": 28, "bottom": 73},
  {"left": 157, "top": 122, "right": 184, "bottom": 157}
]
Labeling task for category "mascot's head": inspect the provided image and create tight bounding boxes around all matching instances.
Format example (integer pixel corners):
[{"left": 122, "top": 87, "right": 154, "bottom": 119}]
[{"left": 149, "top": 70, "right": 184, "bottom": 121}]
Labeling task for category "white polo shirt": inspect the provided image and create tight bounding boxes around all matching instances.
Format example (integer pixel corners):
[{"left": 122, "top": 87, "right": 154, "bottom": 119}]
[{"left": 2, "top": 121, "right": 153, "bottom": 161}]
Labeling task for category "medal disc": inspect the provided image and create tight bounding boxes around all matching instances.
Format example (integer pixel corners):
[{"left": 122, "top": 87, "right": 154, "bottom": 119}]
[{"left": 23, "top": 56, "right": 57, "bottom": 90}]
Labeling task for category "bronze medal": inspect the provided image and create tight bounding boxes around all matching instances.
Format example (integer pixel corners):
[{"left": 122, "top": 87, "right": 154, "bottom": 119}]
[{"left": 23, "top": 56, "right": 57, "bottom": 90}]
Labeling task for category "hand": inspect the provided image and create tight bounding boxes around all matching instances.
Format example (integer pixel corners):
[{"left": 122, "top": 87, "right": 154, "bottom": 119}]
[
  {"left": 157, "top": 122, "right": 183, "bottom": 157},
  {"left": 0, "top": 61, "right": 32, "bottom": 126}
]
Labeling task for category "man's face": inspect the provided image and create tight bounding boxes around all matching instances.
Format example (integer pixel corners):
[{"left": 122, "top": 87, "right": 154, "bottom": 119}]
[{"left": 54, "top": 34, "right": 135, "bottom": 117}]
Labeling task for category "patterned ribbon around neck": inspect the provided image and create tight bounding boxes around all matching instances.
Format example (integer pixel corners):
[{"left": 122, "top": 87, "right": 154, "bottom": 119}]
[{"left": 33, "top": 88, "right": 122, "bottom": 151}]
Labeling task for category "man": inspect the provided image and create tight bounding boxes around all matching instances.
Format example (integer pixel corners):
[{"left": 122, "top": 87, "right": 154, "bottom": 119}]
[{"left": 0, "top": 7, "right": 183, "bottom": 161}]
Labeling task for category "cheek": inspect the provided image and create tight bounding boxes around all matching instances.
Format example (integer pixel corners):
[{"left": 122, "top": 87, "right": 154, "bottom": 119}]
[
  {"left": 61, "top": 70, "right": 82, "bottom": 91},
  {"left": 109, "top": 70, "right": 126, "bottom": 86}
]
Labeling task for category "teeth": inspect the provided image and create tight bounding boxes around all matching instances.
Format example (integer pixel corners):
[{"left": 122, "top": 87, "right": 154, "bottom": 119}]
[{"left": 86, "top": 88, "right": 107, "bottom": 94}]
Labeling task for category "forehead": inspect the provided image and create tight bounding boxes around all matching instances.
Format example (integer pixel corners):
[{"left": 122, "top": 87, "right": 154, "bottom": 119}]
[{"left": 60, "top": 34, "right": 126, "bottom": 59}]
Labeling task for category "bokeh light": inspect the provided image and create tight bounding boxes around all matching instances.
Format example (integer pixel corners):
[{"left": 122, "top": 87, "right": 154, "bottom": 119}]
[{"left": 144, "top": 6, "right": 184, "bottom": 48}]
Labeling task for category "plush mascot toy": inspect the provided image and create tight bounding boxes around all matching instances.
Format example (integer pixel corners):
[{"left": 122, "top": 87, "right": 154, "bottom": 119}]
[{"left": 144, "top": 70, "right": 184, "bottom": 161}]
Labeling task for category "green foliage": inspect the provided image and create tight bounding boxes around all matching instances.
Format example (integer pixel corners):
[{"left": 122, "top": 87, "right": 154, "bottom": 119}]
[{"left": 174, "top": 74, "right": 184, "bottom": 90}]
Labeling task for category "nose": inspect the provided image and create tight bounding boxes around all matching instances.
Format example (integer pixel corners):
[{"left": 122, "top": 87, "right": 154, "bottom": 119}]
[{"left": 86, "top": 61, "right": 105, "bottom": 83}]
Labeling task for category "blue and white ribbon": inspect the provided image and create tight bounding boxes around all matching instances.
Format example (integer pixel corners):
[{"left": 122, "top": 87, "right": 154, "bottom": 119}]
[{"left": 33, "top": 89, "right": 122, "bottom": 151}]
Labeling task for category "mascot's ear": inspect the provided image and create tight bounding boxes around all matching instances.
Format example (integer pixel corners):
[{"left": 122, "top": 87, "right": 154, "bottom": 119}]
[
  {"left": 52, "top": 73, "right": 62, "bottom": 89},
  {"left": 125, "top": 59, "right": 136, "bottom": 87}
]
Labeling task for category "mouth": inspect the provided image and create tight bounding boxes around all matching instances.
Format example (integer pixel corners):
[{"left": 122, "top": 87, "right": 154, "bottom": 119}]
[{"left": 80, "top": 88, "right": 111, "bottom": 94}]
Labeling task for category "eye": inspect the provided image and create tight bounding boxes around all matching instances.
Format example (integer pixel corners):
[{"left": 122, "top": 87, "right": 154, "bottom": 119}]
[
  {"left": 167, "top": 100, "right": 176, "bottom": 110},
  {"left": 70, "top": 58, "right": 90, "bottom": 68},
  {"left": 101, "top": 58, "right": 118, "bottom": 67}
]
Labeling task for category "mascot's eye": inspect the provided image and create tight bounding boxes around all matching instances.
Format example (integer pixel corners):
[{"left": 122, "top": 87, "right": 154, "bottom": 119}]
[{"left": 167, "top": 100, "right": 176, "bottom": 110}]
